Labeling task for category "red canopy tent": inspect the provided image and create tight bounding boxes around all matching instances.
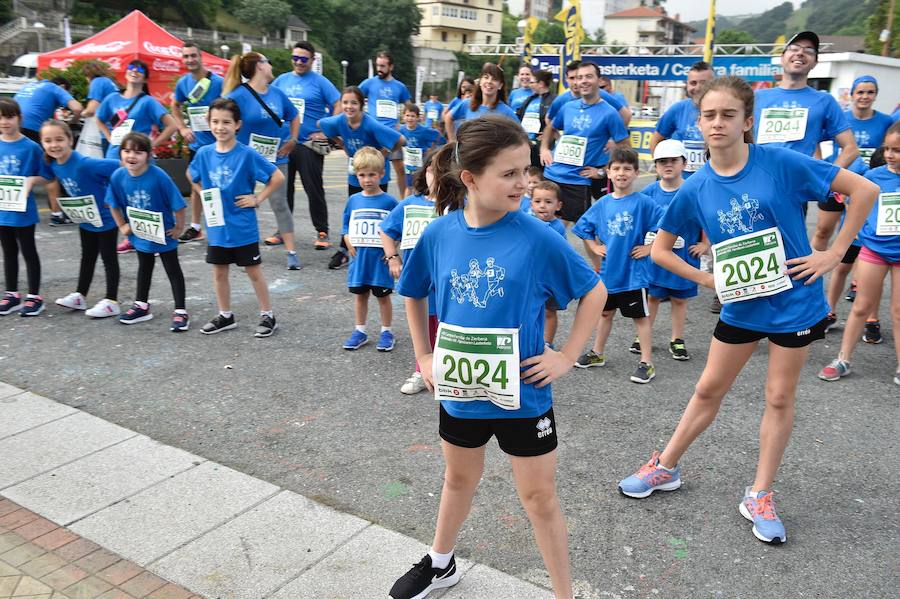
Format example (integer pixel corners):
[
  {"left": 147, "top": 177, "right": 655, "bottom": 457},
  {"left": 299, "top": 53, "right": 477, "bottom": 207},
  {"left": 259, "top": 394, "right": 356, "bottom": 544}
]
[{"left": 37, "top": 11, "right": 231, "bottom": 104}]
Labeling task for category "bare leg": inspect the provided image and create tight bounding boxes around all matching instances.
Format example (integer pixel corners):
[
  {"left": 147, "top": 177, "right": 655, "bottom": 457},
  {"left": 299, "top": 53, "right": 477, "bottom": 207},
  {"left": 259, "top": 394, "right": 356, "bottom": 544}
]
[
  {"left": 245, "top": 265, "right": 271, "bottom": 312},
  {"left": 392, "top": 159, "right": 407, "bottom": 198},
  {"left": 591, "top": 310, "right": 615, "bottom": 354},
  {"left": 354, "top": 291, "right": 369, "bottom": 327},
  {"left": 211, "top": 264, "right": 230, "bottom": 312},
  {"left": 658, "top": 338, "right": 758, "bottom": 469},
  {"left": 634, "top": 315, "right": 653, "bottom": 364},
  {"left": 670, "top": 297, "right": 688, "bottom": 340},
  {"left": 827, "top": 261, "right": 852, "bottom": 313},
  {"left": 377, "top": 294, "right": 393, "bottom": 327},
  {"left": 510, "top": 450, "right": 572, "bottom": 599},
  {"left": 891, "top": 266, "right": 900, "bottom": 372},
  {"left": 811, "top": 210, "right": 841, "bottom": 252},
  {"left": 432, "top": 441, "right": 486, "bottom": 553},
  {"left": 839, "top": 260, "right": 887, "bottom": 362},
  {"left": 647, "top": 296, "right": 661, "bottom": 329}
]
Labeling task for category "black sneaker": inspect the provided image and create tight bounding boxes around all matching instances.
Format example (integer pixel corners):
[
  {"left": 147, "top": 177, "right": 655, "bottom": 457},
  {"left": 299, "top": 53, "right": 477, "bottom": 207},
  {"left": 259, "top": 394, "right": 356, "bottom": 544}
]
[
  {"left": 201, "top": 313, "right": 236, "bottom": 335},
  {"left": 389, "top": 554, "right": 460, "bottom": 599},
  {"left": 669, "top": 339, "right": 689, "bottom": 361},
  {"left": 709, "top": 296, "right": 722, "bottom": 314},
  {"left": 845, "top": 282, "right": 857, "bottom": 302},
  {"left": 49, "top": 213, "right": 73, "bottom": 226},
  {"left": 824, "top": 312, "right": 838, "bottom": 332},
  {"left": 255, "top": 314, "right": 277, "bottom": 338},
  {"left": 629, "top": 336, "right": 641, "bottom": 354},
  {"left": 178, "top": 227, "right": 204, "bottom": 243},
  {"left": 863, "top": 320, "right": 883, "bottom": 344},
  {"left": 328, "top": 251, "right": 349, "bottom": 270}
]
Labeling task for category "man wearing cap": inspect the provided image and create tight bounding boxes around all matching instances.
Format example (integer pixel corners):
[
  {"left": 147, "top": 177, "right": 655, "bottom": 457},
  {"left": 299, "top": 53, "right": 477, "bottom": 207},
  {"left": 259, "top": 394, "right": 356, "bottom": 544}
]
[
  {"left": 650, "top": 61, "right": 714, "bottom": 178},
  {"left": 754, "top": 31, "right": 858, "bottom": 247}
]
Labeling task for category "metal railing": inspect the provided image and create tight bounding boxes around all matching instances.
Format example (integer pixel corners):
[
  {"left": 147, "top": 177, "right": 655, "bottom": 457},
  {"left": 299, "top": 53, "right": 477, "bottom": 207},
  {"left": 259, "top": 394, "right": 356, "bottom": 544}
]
[
  {"left": 0, "top": 17, "right": 28, "bottom": 45},
  {"left": 465, "top": 42, "right": 832, "bottom": 56}
]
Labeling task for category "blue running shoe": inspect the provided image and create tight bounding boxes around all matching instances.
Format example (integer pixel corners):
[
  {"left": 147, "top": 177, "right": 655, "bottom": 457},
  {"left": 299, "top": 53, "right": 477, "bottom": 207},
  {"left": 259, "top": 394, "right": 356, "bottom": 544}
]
[
  {"left": 739, "top": 487, "right": 786, "bottom": 544},
  {"left": 377, "top": 330, "right": 395, "bottom": 352},
  {"left": 170, "top": 311, "right": 190, "bottom": 332},
  {"left": 119, "top": 303, "right": 153, "bottom": 324},
  {"left": 618, "top": 451, "right": 682, "bottom": 498},
  {"left": 343, "top": 330, "right": 368, "bottom": 350}
]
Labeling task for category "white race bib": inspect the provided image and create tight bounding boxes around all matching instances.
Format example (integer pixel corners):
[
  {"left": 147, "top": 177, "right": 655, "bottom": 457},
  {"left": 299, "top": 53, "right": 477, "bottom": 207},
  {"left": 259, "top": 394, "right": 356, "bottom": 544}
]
[
  {"left": 684, "top": 139, "right": 706, "bottom": 172},
  {"left": 875, "top": 192, "right": 900, "bottom": 236},
  {"left": 553, "top": 135, "right": 587, "bottom": 166},
  {"left": 0, "top": 176, "right": 28, "bottom": 212},
  {"left": 347, "top": 159, "right": 355, "bottom": 176},
  {"left": 249, "top": 133, "right": 280, "bottom": 163},
  {"left": 126, "top": 206, "right": 166, "bottom": 245},
  {"left": 859, "top": 147, "right": 876, "bottom": 167},
  {"left": 712, "top": 226, "right": 792, "bottom": 304},
  {"left": 433, "top": 323, "right": 521, "bottom": 410},
  {"left": 348, "top": 208, "right": 388, "bottom": 247},
  {"left": 644, "top": 230, "right": 685, "bottom": 250},
  {"left": 522, "top": 112, "right": 541, "bottom": 134},
  {"left": 400, "top": 204, "right": 436, "bottom": 251},
  {"left": 290, "top": 98, "right": 305, "bottom": 124},
  {"left": 426, "top": 109, "right": 439, "bottom": 121},
  {"left": 109, "top": 119, "right": 135, "bottom": 146},
  {"left": 757, "top": 107, "right": 808, "bottom": 144},
  {"left": 58, "top": 194, "right": 102, "bottom": 228},
  {"left": 200, "top": 187, "right": 225, "bottom": 228},
  {"left": 403, "top": 147, "right": 423, "bottom": 169},
  {"left": 376, "top": 99, "right": 397, "bottom": 120},
  {"left": 187, "top": 106, "right": 210, "bottom": 132}
]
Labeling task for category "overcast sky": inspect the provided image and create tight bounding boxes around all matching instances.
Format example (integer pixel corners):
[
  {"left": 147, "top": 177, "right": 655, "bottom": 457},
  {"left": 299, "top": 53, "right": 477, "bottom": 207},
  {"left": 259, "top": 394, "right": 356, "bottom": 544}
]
[{"left": 663, "top": 0, "right": 800, "bottom": 22}]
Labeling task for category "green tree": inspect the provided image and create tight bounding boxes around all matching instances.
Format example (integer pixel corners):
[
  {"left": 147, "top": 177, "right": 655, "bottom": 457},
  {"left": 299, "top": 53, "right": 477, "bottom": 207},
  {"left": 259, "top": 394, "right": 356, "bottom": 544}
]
[
  {"left": 0, "top": 0, "right": 12, "bottom": 24},
  {"left": 865, "top": 0, "right": 900, "bottom": 55},
  {"left": 501, "top": 7, "right": 520, "bottom": 44},
  {"left": 38, "top": 60, "right": 94, "bottom": 104},
  {"left": 235, "top": 0, "right": 292, "bottom": 34},
  {"left": 716, "top": 29, "right": 757, "bottom": 44},
  {"left": 533, "top": 20, "right": 565, "bottom": 44},
  {"left": 740, "top": 2, "right": 794, "bottom": 43}
]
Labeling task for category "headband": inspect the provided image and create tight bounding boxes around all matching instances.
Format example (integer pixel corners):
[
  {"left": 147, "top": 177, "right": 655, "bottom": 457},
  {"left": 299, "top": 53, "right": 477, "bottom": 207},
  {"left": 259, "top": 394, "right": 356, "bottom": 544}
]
[{"left": 851, "top": 75, "right": 878, "bottom": 93}]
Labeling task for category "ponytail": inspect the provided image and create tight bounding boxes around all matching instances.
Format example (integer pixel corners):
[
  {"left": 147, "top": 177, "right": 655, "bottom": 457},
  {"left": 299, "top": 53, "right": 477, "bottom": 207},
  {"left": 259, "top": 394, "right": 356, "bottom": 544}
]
[
  {"left": 222, "top": 52, "right": 265, "bottom": 96},
  {"left": 432, "top": 143, "right": 466, "bottom": 214}
]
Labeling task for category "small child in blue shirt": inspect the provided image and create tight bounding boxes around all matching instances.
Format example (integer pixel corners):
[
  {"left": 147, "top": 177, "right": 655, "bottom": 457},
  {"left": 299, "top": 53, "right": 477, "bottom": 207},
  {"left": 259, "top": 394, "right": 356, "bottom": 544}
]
[
  {"left": 520, "top": 165, "right": 543, "bottom": 214},
  {"left": 341, "top": 146, "right": 399, "bottom": 351},
  {"left": 530, "top": 180, "right": 567, "bottom": 346},
  {"left": 572, "top": 147, "right": 663, "bottom": 383},
  {"left": 400, "top": 102, "right": 440, "bottom": 193}
]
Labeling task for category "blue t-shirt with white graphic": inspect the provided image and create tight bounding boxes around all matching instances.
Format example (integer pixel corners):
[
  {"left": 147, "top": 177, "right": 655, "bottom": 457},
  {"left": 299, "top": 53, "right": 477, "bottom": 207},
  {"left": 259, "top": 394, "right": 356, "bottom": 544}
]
[
  {"left": 660, "top": 144, "right": 838, "bottom": 332},
  {"left": 380, "top": 194, "right": 439, "bottom": 314},
  {"left": 342, "top": 191, "right": 398, "bottom": 288},
  {"left": 224, "top": 84, "right": 298, "bottom": 167},
  {"left": 547, "top": 89, "right": 624, "bottom": 122},
  {"left": 87, "top": 77, "right": 119, "bottom": 103},
  {"left": 858, "top": 166, "right": 900, "bottom": 262},
  {"left": 399, "top": 125, "right": 440, "bottom": 174},
  {"left": 96, "top": 93, "right": 169, "bottom": 159},
  {"left": 188, "top": 142, "right": 277, "bottom": 248},
  {"left": 423, "top": 99, "right": 444, "bottom": 127},
  {"left": 826, "top": 109, "right": 894, "bottom": 170},
  {"left": 448, "top": 101, "right": 519, "bottom": 124},
  {"left": 358, "top": 77, "right": 410, "bottom": 128},
  {"left": 319, "top": 113, "right": 401, "bottom": 187},
  {"left": 572, "top": 191, "right": 662, "bottom": 294},
  {"left": 104, "top": 165, "right": 186, "bottom": 254},
  {"left": 174, "top": 72, "right": 224, "bottom": 150},
  {"left": 398, "top": 209, "right": 599, "bottom": 419},
  {"left": 753, "top": 86, "right": 849, "bottom": 157},
  {"left": 545, "top": 99, "right": 629, "bottom": 186},
  {"left": 49, "top": 152, "right": 119, "bottom": 232},
  {"left": 0, "top": 136, "right": 52, "bottom": 227},
  {"left": 508, "top": 87, "right": 532, "bottom": 112},
  {"left": 642, "top": 180, "right": 700, "bottom": 291},
  {"left": 272, "top": 71, "right": 341, "bottom": 143},
  {"left": 655, "top": 98, "right": 705, "bottom": 177},
  {"left": 14, "top": 80, "right": 74, "bottom": 131}
]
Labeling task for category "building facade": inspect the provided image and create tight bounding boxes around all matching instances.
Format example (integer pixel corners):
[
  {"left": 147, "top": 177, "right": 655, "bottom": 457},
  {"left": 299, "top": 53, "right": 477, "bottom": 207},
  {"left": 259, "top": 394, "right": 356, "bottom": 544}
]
[
  {"left": 507, "top": 0, "right": 550, "bottom": 20},
  {"left": 412, "top": 0, "right": 504, "bottom": 52},
  {"left": 604, "top": 6, "right": 694, "bottom": 47}
]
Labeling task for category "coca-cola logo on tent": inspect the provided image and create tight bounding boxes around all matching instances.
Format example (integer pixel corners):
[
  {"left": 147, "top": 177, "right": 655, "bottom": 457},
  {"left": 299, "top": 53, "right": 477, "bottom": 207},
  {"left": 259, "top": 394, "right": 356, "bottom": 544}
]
[
  {"left": 70, "top": 41, "right": 131, "bottom": 55},
  {"left": 152, "top": 59, "right": 181, "bottom": 73},
  {"left": 143, "top": 41, "right": 183, "bottom": 58}
]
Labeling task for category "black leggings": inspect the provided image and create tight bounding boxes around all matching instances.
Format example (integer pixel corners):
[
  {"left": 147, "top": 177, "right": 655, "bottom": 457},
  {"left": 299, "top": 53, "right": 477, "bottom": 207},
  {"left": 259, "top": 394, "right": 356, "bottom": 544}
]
[
  {"left": 0, "top": 225, "right": 40, "bottom": 295},
  {"left": 78, "top": 228, "right": 119, "bottom": 301},
  {"left": 135, "top": 248, "right": 185, "bottom": 309}
]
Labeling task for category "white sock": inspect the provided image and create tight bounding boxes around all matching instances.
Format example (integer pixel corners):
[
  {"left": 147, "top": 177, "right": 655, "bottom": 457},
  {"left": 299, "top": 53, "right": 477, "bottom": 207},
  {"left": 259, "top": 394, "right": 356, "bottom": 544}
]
[
  {"left": 135, "top": 301, "right": 149, "bottom": 310},
  {"left": 26, "top": 293, "right": 40, "bottom": 299},
  {"left": 260, "top": 310, "right": 273, "bottom": 318},
  {"left": 428, "top": 548, "right": 453, "bottom": 569},
  {"left": 220, "top": 310, "right": 233, "bottom": 318},
  {"left": 52, "top": 211, "right": 62, "bottom": 217},
  {"left": 381, "top": 326, "right": 392, "bottom": 333},
  {"left": 355, "top": 324, "right": 366, "bottom": 333},
  {"left": 190, "top": 223, "right": 201, "bottom": 231},
  {"left": 288, "top": 250, "right": 297, "bottom": 255},
  {"left": 174, "top": 308, "right": 188, "bottom": 315}
]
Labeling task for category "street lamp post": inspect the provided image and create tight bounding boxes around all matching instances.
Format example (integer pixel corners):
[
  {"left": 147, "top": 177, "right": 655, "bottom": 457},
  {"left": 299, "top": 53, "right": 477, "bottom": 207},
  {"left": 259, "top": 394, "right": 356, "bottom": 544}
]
[
  {"left": 220, "top": 44, "right": 230, "bottom": 58},
  {"left": 33, "top": 22, "right": 46, "bottom": 53},
  {"left": 340, "top": 60, "right": 348, "bottom": 89}
]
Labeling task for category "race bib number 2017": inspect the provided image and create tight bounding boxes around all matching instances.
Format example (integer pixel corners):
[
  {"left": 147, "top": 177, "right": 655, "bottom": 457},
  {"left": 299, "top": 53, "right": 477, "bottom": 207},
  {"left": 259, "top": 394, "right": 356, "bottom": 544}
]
[
  {"left": 126, "top": 206, "right": 166, "bottom": 245},
  {"left": 0, "top": 176, "right": 28, "bottom": 213}
]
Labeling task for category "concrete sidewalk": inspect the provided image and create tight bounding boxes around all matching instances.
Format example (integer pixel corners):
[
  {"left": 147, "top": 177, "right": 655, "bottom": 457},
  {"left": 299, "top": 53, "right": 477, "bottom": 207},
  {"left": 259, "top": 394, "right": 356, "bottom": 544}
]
[{"left": 0, "top": 382, "right": 553, "bottom": 599}]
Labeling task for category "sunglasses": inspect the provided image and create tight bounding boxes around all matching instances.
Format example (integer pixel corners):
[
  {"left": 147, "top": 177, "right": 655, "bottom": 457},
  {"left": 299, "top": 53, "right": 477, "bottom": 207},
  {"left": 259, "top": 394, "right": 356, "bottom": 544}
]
[
  {"left": 292, "top": 55, "right": 311, "bottom": 64},
  {"left": 126, "top": 64, "right": 146, "bottom": 74},
  {"left": 258, "top": 58, "right": 270, "bottom": 64}
]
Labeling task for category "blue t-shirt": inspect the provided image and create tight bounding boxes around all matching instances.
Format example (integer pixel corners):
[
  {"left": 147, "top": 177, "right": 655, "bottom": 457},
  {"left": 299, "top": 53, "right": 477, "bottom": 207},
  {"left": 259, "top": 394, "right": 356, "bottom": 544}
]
[
  {"left": 104, "top": 165, "right": 186, "bottom": 254},
  {"left": 519, "top": 195, "right": 532, "bottom": 215},
  {"left": 572, "top": 191, "right": 662, "bottom": 293},
  {"left": 380, "top": 194, "right": 439, "bottom": 314},
  {"left": 826, "top": 110, "right": 894, "bottom": 169},
  {"left": 342, "top": 191, "right": 398, "bottom": 288},
  {"left": 188, "top": 142, "right": 277, "bottom": 248},
  {"left": 659, "top": 144, "right": 837, "bottom": 332},
  {"left": 0, "top": 136, "right": 51, "bottom": 227},
  {"left": 858, "top": 166, "right": 900, "bottom": 262},
  {"left": 399, "top": 125, "right": 440, "bottom": 174},
  {"left": 49, "top": 152, "right": 119, "bottom": 232},
  {"left": 174, "top": 72, "right": 224, "bottom": 151},
  {"left": 319, "top": 113, "right": 401, "bottom": 187},
  {"left": 423, "top": 99, "right": 444, "bottom": 127},
  {"left": 654, "top": 98, "right": 705, "bottom": 177},
  {"left": 272, "top": 71, "right": 341, "bottom": 143},
  {"left": 14, "top": 80, "right": 74, "bottom": 131},
  {"left": 547, "top": 90, "right": 624, "bottom": 122},
  {"left": 358, "top": 77, "right": 410, "bottom": 128},
  {"left": 546, "top": 217, "right": 566, "bottom": 238},
  {"left": 447, "top": 97, "right": 468, "bottom": 127},
  {"left": 87, "top": 77, "right": 119, "bottom": 103},
  {"left": 508, "top": 87, "right": 532, "bottom": 112},
  {"left": 545, "top": 99, "right": 629, "bottom": 186},
  {"left": 642, "top": 180, "right": 700, "bottom": 291},
  {"left": 449, "top": 101, "right": 519, "bottom": 124},
  {"left": 96, "top": 93, "right": 169, "bottom": 159},
  {"left": 892, "top": 107, "right": 900, "bottom": 122},
  {"left": 753, "top": 86, "right": 849, "bottom": 157},
  {"left": 224, "top": 84, "right": 298, "bottom": 167},
  {"left": 521, "top": 95, "right": 544, "bottom": 142},
  {"left": 398, "top": 209, "right": 599, "bottom": 419}
]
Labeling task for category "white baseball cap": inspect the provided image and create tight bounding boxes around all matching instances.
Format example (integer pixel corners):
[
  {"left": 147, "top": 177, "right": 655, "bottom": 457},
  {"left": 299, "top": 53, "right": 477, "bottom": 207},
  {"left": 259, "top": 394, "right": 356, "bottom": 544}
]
[{"left": 654, "top": 139, "right": 688, "bottom": 161}]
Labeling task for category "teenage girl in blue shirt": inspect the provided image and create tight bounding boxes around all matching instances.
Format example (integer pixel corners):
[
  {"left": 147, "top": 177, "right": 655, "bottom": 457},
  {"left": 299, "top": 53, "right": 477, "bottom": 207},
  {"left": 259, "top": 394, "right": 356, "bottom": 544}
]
[{"left": 618, "top": 76, "right": 879, "bottom": 545}]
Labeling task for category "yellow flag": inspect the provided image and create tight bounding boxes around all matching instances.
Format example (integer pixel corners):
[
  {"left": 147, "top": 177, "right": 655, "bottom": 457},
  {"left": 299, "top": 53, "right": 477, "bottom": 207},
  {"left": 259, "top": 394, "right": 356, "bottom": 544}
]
[
  {"left": 773, "top": 34, "right": 786, "bottom": 55},
  {"left": 555, "top": 0, "right": 584, "bottom": 92},
  {"left": 703, "top": 0, "right": 716, "bottom": 64},
  {"left": 522, "top": 16, "right": 539, "bottom": 66}
]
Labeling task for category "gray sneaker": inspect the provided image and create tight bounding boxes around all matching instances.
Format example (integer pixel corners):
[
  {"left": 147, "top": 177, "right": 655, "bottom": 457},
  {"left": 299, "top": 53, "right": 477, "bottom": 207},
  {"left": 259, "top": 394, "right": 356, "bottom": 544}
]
[
  {"left": 286, "top": 252, "right": 301, "bottom": 270},
  {"left": 575, "top": 350, "right": 606, "bottom": 368},
  {"left": 630, "top": 362, "right": 656, "bottom": 384},
  {"left": 255, "top": 314, "right": 277, "bottom": 338},
  {"left": 709, "top": 296, "right": 722, "bottom": 314}
]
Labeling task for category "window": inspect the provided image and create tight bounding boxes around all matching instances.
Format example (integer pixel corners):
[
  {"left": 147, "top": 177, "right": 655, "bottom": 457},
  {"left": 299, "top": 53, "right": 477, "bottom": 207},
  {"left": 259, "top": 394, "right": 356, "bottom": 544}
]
[
  {"left": 486, "top": 35, "right": 492, "bottom": 43},
  {"left": 462, "top": 33, "right": 467, "bottom": 44},
  {"left": 432, "top": 6, "right": 438, "bottom": 15},
  {"left": 487, "top": 13, "right": 493, "bottom": 23},
  {"left": 442, "top": 31, "right": 447, "bottom": 42}
]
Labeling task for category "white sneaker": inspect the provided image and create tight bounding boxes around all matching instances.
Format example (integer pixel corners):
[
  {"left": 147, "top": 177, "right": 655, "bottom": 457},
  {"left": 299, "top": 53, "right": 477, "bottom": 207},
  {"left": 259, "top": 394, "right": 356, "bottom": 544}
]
[
  {"left": 86, "top": 298, "right": 121, "bottom": 318},
  {"left": 400, "top": 372, "right": 427, "bottom": 395},
  {"left": 55, "top": 292, "right": 86, "bottom": 310}
]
